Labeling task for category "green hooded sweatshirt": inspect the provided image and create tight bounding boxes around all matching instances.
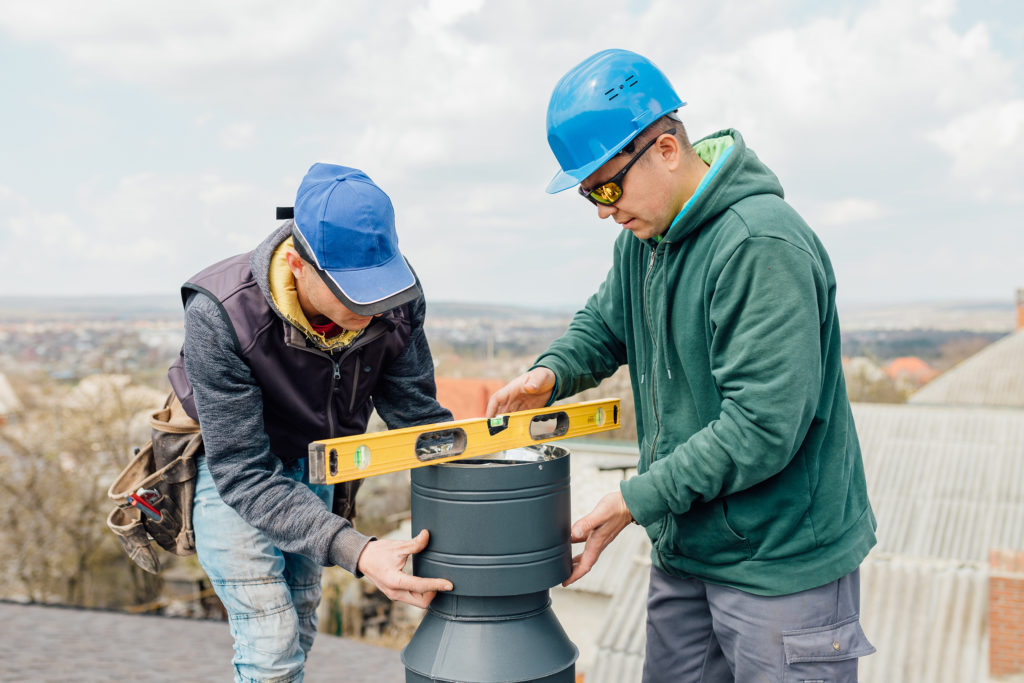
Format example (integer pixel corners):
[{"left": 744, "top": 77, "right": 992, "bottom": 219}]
[{"left": 536, "top": 129, "right": 876, "bottom": 596}]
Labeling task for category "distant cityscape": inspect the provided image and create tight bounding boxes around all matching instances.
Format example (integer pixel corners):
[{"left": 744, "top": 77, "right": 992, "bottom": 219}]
[
  {"left": 0, "top": 295, "right": 1015, "bottom": 330},
  {"left": 838, "top": 298, "right": 1016, "bottom": 333},
  {"left": 0, "top": 295, "right": 1016, "bottom": 388}
]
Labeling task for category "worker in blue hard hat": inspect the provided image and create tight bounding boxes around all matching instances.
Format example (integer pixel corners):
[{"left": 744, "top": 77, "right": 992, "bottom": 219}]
[{"left": 488, "top": 49, "right": 877, "bottom": 682}]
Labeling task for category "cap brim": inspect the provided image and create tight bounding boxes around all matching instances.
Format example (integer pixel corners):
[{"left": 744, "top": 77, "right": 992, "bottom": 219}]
[
  {"left": 292, "top": 224, "right": 420, "bottom": 315},
  {"left": 318, "top": 254, "right": 421, "bottom": 316}
]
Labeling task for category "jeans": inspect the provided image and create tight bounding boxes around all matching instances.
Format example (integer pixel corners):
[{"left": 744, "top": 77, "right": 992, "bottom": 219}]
[
  {"left": 643, "top": 566, "right": 875, "bottom": 683},
  {"left": 193, "top": 456, "right": 334, "bottom": 683}
]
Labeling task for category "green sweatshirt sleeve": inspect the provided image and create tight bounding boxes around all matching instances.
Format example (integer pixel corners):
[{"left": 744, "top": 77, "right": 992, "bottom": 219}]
[
  {"left": 535, "top": 257, "right": 630, "bottom": 400},
  {"left": 621, "top": 236, "right": 826, "bottom": 524}
]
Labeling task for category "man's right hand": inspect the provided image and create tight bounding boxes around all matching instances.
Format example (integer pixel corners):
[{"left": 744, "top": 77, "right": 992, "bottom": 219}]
[
  {"left": 357, "top": 530, "right": 452, "bottom": 608},
  {"left": 485, "top": 367, "right": 556, "bottom": 417},
  {"left": 563, "top": 491, "right": 633, "bottom": 587}
]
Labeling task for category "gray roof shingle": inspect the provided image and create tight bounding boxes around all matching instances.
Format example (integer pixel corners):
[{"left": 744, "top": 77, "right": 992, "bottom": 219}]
[{"left": 0, "top": 601, "right": 405, "bottom": 682}]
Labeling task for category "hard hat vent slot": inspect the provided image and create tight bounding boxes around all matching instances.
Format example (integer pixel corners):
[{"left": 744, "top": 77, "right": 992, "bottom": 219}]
[{"left": 604, "top": 74, "right": 639, "bottom": 101}]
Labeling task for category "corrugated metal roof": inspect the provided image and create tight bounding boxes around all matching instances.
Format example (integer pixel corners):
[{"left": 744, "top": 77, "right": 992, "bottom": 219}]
[
  {"left": 567, "top": 522, "right": 650, "bottom": 597},
  {"left": 585, "top": 402, "right": 1024, "bottom": 682},
  {"left": 853, "top": 403, "right": 1024, "bottom": 561},
  {"left": 587, "top": 551, "right": 649, "bottom": 683},
  {"left": 909, "top": 329, "right": 1024, "bottom": 407},
  {"left": 859, "top": 555, "right": 990, "bottom": 683},
  {"left": 565, "top": 454, "right": 650, "bottom": 597}
]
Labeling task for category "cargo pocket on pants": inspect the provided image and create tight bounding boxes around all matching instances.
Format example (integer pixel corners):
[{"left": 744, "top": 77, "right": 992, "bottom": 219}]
[{"left": 782, "top": 615, "right": 875, "bottom": 683}]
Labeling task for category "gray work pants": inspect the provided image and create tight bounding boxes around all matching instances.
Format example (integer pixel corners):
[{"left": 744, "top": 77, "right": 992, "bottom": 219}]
[{"left": 642, "top": 566, "right": 874, "bottom": 683}]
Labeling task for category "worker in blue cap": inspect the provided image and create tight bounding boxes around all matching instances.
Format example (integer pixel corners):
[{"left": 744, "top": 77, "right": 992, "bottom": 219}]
[
  {"left": 488, "top": 49, "right": 877, "bottom": 682},
  {"left": 169, "top": 163, "right": 453, "bottom": 681}
]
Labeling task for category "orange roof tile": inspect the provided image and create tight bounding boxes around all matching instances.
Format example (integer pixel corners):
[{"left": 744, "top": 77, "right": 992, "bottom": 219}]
[
  {"left": 884, "top": 356, "right": 939, "bottom": 382},
  {"left": 434, "top": 377, "right": 507, "bottom": 420}
]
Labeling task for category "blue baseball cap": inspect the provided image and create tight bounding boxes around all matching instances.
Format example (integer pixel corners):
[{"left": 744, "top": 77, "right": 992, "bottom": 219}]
[{"left": 291, "top": 163, "right": 420, "bottom": 315}]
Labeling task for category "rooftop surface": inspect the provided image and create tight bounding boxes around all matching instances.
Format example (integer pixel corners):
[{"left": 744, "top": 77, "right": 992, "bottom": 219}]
[
  {"left": 909, "top": 327, "right": 1024, "bottom": 407},
  {"left": 0, "top": 601, "right": 405, "bottom": 682}
]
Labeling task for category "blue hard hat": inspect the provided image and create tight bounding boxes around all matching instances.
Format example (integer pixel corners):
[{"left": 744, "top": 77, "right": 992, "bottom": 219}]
[{"left": 545, "top": 49, "right": 686, "bottom": 194}]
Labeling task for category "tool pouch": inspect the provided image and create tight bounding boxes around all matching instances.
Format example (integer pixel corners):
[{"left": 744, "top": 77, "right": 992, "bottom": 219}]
[
  {"left": 106, "top": 391, "right": 203, "bottom": 574},
  {"left": 106, "top": 506, "right": 161, "bottom": 574},
  {"left": 332, "top": 479, "right": 363, "bottom": 521}
]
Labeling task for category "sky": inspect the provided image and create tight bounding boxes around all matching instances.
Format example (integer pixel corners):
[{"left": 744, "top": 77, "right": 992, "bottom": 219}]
[{"left": 0, "top": 0, "right": 1022, "bottom": 309}]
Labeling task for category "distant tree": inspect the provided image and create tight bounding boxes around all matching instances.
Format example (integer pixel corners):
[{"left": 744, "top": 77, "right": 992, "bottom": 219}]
[
  {"left": 0, "top": 373, "right": 165, "bottom": 606},
  {"left": 843, "top": 357, "right": 909, "bottom": 404}
]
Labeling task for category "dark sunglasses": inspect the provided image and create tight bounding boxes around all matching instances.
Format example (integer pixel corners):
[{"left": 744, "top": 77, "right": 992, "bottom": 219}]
[{"left": 579, "top": 128, "right": 676, "bottom": 206}]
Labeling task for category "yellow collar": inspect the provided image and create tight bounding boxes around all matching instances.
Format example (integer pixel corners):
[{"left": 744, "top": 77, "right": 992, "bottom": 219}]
[{"left": 268, "top": 237, "right": 363, "bottom": 350}]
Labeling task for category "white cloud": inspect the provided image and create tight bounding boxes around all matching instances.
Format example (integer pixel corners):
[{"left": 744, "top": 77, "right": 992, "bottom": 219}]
[
  {"left": 812, "top": 198, "right": 888, "bottom": 230},
  {"left": 0, "top": 0, "right": 1021, "bottom": 305},
  {"left": 847, "top": 242, "right": 1024, "bottom": 302},
  {"left": 677, "top": 2, "right": 1015, "bottom": 162},
  {"left": 219, "top": 122, "right": 257, "bottom": 150},
  {"left": 925, "top": 100, "right": 1024, "bottom": 202},
  {"left": 414, "top": 0, "right": 485, "bottom": 29},
  {"left": 0, "top": 2, "right": 337, "bottom": 78},
  {"left": 0, "top": 173, "right": 274, "bottom": 296},
  {"left": 10, "top": 209, "right": 80, "bottom": 246}
]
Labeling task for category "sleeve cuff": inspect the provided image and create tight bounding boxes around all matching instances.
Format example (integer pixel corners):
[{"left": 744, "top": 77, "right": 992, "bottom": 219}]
[
  {"left": 619, "top": 474, "right": 669, "bottom": 527},
  {"left": 329, "top": 526, "right": 376, "bottom": 576},
  {"left": 529, "top": 363, "right": 560, "bottom": 406}
]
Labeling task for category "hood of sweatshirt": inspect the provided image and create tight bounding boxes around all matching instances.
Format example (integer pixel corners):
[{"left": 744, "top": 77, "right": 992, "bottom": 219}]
[{"left": 660, "top": 128, "right": 784, "bottom": 246}]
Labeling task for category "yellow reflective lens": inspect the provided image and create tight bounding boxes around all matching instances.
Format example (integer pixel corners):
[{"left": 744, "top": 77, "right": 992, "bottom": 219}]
[{"left": 590, "top": 183, "right": 622, "bottom": 205}]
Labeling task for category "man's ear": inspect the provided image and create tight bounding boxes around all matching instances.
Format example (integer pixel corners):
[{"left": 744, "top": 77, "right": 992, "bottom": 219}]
[
  {"left": 657, "top": 132, "right": 682, "bottom": 172},
  {"left": 284, "top": 249, "right": 305, "bottom": 279}
]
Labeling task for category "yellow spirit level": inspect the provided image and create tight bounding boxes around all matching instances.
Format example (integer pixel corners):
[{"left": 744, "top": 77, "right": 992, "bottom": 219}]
[{"left": 308, "top": 398, "right": 620, "bottom": 484}]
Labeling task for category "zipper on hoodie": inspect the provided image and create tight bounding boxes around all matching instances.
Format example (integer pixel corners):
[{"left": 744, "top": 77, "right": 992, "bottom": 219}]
[
  {"left": 644, "top": 242, "right": 673, "bottom": 557},
  {"left": 642, "top": 244, "right": 663, "bottom": 474}
]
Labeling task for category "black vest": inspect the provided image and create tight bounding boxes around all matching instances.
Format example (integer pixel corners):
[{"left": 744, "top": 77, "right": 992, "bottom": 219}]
[{"left": 168, "top": 252, "right": 412, "bottom": 463}]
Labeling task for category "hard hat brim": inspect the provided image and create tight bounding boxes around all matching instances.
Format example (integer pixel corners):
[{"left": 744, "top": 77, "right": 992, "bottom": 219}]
[
  {"left": 546, "top": 169, "right": 584, "bottom": 194},
  {"left": 545, "top": 100, "right": 687, "bottom": 195},
  {"left": 545, "top": 145, "right": 624, "bottom": 195}
]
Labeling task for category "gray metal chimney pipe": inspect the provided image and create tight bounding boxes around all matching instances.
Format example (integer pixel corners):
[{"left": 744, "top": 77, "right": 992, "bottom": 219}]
[{"left": 401, "top": 444, "right": 578, "bottom": 682}]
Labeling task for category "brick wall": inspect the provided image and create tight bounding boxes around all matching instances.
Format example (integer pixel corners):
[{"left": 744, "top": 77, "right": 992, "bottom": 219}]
[
  {"left": 1017, "top": 288, "right": 1024, "bottom": 331},
  {"left": 990, "top": 549, "right": 1024, "bottom": 677}
]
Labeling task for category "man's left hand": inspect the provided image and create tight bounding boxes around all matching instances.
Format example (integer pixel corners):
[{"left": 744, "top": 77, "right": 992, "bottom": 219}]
[
  {"left": 563, "top": 491, "right": 634, "bottom": 587},
  {"left": 357, "top": 530, "right": 453, "bottom": 608}
]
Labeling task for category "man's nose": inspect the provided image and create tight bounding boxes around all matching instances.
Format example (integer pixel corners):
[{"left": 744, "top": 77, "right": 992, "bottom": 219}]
[{"left": 597, "top": 203, "right": 616, "bottom": 220}]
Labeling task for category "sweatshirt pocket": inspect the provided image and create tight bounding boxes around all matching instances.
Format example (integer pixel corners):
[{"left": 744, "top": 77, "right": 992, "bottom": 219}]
[{"left": 666, "top": 499, "right": 751, "bottom": 565}]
